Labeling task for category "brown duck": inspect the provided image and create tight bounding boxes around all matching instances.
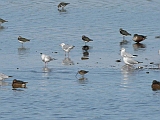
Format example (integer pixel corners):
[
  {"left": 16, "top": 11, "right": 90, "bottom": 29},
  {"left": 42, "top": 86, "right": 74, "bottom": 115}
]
[
  {"left": 12, "top": 79, "right": 28, "bottom": 88},
  {"left": 151, "top": 80, "right": 160, "bottom": 91},
  {"left": 133, "top": 34, "right": 147, "bottom": 43}
]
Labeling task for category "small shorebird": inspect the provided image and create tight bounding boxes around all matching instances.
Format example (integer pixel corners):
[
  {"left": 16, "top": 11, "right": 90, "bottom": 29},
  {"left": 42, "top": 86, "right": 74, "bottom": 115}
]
[
  {"left": 12, "top": 79, "right": 28, "bottom": 88},
  {"left": 122, "top": 55, "right": 142, "bottom": 66},
  {"left": 121, "top": 48, "right": 137, "bottom": 58},
  {"left": 58, "top": 2, "right": 70, "bottom": 9},
  {"left": 151, "top": 80, "right": 160, "bottom": 91},
  {"left": 40, "top": 53, "right": 56, "bottom": 67},
  {"left": 18, "top": 36, "right": 30, "bottom": 46},
  {"left": 119, "top": 28, "right": 131, "bottom": 40},
  {"left": 0, "top": 73, "right": 12, "bottom": 80},
  {"left": 82, "top": 35, "right": 93, "bottom": 45},
  {"left": 76, "top": 70, "right": 89, "bottom": 77},
  {"left": 0, "top": 18, "right": 8, "bottom": 26},
  {"left": 133, "top": 34, "right": 147, "bottom": 43},
  {"left": 60, "top": 43, "right": 75, "bottom": 57}
]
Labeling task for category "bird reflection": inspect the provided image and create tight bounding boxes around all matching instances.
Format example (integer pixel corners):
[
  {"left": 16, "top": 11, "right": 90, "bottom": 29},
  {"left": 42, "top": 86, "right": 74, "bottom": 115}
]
[
  {"left": 133, "top": 43, "right": 146, "bottom": 50},
  {"left": 83, "top": 51, "right": 89, "bottom": 57},
  {"left": 119, "top": 40, "right": 130, "bottom": 45},
  {"left": 58, "top": 8, "right": 67, "bottom": 12},
  {"left": 0, "top": 26, "right": 5, "bottom": 30},
  {"left": 42, "top": 67, "right": 52, "bottom": 77},
  {"left": 18, "top": 47, "right": 30, "bottom": 56},
  {"left": 81, "top": 45, "right": 92, "bottom": 60},
  {"left": 42, "top": 67, "right": 51, "bottom": 73},
  {"left": 77, "top": 77, "right": 88, "bottom": 84},
  {"left": 121, "top": 65, "right": 135, "bottom": 80},
  {"left": 62, "top": 57, "right": 74, "bottom": 65},
  {"left": 0, "top": 81, "right": 9, "bottom": 86}
]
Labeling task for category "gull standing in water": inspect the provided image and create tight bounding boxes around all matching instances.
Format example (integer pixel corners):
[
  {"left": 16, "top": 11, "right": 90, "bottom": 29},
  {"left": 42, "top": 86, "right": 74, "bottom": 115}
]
[
  {"left": 0, "top": 73, "right": 12, "bottom": 80},
  {"left": 119, "top": 28, "right": 131, "bottom": 40},
  {"left": 18, "top": 36, "right": 30, "bottom": 46},
  {"left": 60, "top": 43, "right": 75, "bottom": 57},
  {"left": 40, "top": 53, "right": 56, "bottom": 67},
  {"left": 123, "top": 55, "right": 142, "bottom": 66},
  {"left": 121, "top": 48, "right": 137, "bottom": 58}
]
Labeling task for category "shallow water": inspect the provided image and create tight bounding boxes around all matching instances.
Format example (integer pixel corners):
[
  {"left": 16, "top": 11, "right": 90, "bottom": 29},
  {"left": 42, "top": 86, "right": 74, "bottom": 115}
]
[{"left": 0, "top": 0, "right": 160, "bottom": 120}]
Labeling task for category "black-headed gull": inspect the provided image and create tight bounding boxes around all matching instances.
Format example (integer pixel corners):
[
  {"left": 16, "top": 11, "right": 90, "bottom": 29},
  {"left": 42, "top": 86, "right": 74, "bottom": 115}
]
[
  {"left": 40, "top": 53, "right": 56, "bottom": 67},
  {"left": 0, "top": 73, "right": 12, "bottom": 80},
  {"left": 121, "top": 48, "right": 137, "bottom": 58},
  {"left": 123, "top": 55, "right": 142, "bottom": 65},
  {"left": 60, "top": 43, "right": 75, "bottom": 57}
]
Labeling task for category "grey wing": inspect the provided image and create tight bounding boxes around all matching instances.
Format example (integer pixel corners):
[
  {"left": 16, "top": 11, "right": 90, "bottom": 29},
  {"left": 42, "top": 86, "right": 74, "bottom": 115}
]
[
  {"left": 125, "top": 52, "right": 135, "bottom": 58},
  {"left": 63, "top": 44, "right": 72, "bottom": 50},
  {"left": 127, "top": 58, "right": 138, "bottom": 64},
  {"left": 45, "top": 55, "right": 52, "bottom": 60}
]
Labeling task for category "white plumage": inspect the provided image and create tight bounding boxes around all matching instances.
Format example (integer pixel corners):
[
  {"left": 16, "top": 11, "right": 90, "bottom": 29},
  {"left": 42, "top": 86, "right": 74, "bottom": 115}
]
[
  {"left": 40, "top": 53, "right": 56, "bottom": 67},
  {"left": 121, "top": 48, "right": 136, "bottom": 58},
  {"left": 0, "top": 73, "right": 12, "bottom": 80},
  {"left": 60, "top": 43, "right": 75, "bottom": 56}
]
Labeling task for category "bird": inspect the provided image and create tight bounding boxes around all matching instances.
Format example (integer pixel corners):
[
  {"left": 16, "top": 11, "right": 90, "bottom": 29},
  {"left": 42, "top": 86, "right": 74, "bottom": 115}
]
[
  {"left": 122, "top": 55, "right": 142, "bottom": 66},
  {"left": 60, "top": 43, "right": 75, "bottom": 57},
  {"left": 133, "top": 34, "right": 147, "bottom": 43},
  {"left": 82, "top": 45, "right": 90, "bottom": 51},
  {"left": 18, "top": 36, "right": 30, "bottom": 46},
  {"left": 0, "top": 73, "right": 12, "bottom": 80},
  {"left": 76, "top": 70, "right": 89, "bottom": 77},
  {"left": 0, "top": 18, "right": 8, "bottom": 26},
  {"left": 12, "top": 79, "right": 28, "bottom": 88},
  {"left": 58, "top": 2, "right": 70, "bottom": 9},
  {"left": 82, "top": 35, "right": 93, "bottom": 45},
  {"left": 119, "top": 28, "right": 131, "bottom": 40},
  {"left": 151, "top": 80, "right": 160, "bottom": 91},
  {"left": 40, "top": 53, "right": 56, "bottom": 67},
  {"left": 121, "top": 48, "right": 137, "bottom": 58}
]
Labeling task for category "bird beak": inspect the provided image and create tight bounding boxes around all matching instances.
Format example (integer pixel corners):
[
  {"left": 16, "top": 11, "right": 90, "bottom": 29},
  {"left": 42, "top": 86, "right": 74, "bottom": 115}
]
[{"left": 75, "top": 72, "right": 78, "bottom": 77}]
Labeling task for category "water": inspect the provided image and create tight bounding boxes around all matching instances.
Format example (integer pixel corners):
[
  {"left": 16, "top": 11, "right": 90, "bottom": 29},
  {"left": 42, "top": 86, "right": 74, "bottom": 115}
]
[{"left": 0, "top": 0, "right": 160, "bottom": 119}]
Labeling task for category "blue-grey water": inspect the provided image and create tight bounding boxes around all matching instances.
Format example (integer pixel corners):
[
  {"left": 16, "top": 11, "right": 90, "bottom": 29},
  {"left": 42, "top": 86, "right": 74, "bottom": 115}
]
[{"left": 0, "top": 0, "right": 160, "bottom": 120}]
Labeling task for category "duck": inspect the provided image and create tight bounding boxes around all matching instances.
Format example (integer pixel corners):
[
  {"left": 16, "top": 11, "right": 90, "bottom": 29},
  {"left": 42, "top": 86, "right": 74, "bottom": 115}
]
[
  {"left": 12, "top": 79, "right": 28, "bottom": 88},
  {"left": 151, "top": 80, "right": 160, "bottom": 91},
  {"left": 133, "top": 34, "right": 147, "bottom": 43}
]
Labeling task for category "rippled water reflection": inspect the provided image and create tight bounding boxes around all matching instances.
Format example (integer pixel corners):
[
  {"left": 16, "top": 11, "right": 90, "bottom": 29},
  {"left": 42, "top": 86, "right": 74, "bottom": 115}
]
[{"left": 0, "top": 0, "right": 160, "bottom": 120}]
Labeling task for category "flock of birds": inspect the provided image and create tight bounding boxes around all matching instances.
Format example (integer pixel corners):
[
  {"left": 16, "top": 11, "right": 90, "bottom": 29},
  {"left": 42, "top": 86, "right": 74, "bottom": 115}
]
[{"left": 0, "top": 2, "right": 160, "bottom": 90}]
